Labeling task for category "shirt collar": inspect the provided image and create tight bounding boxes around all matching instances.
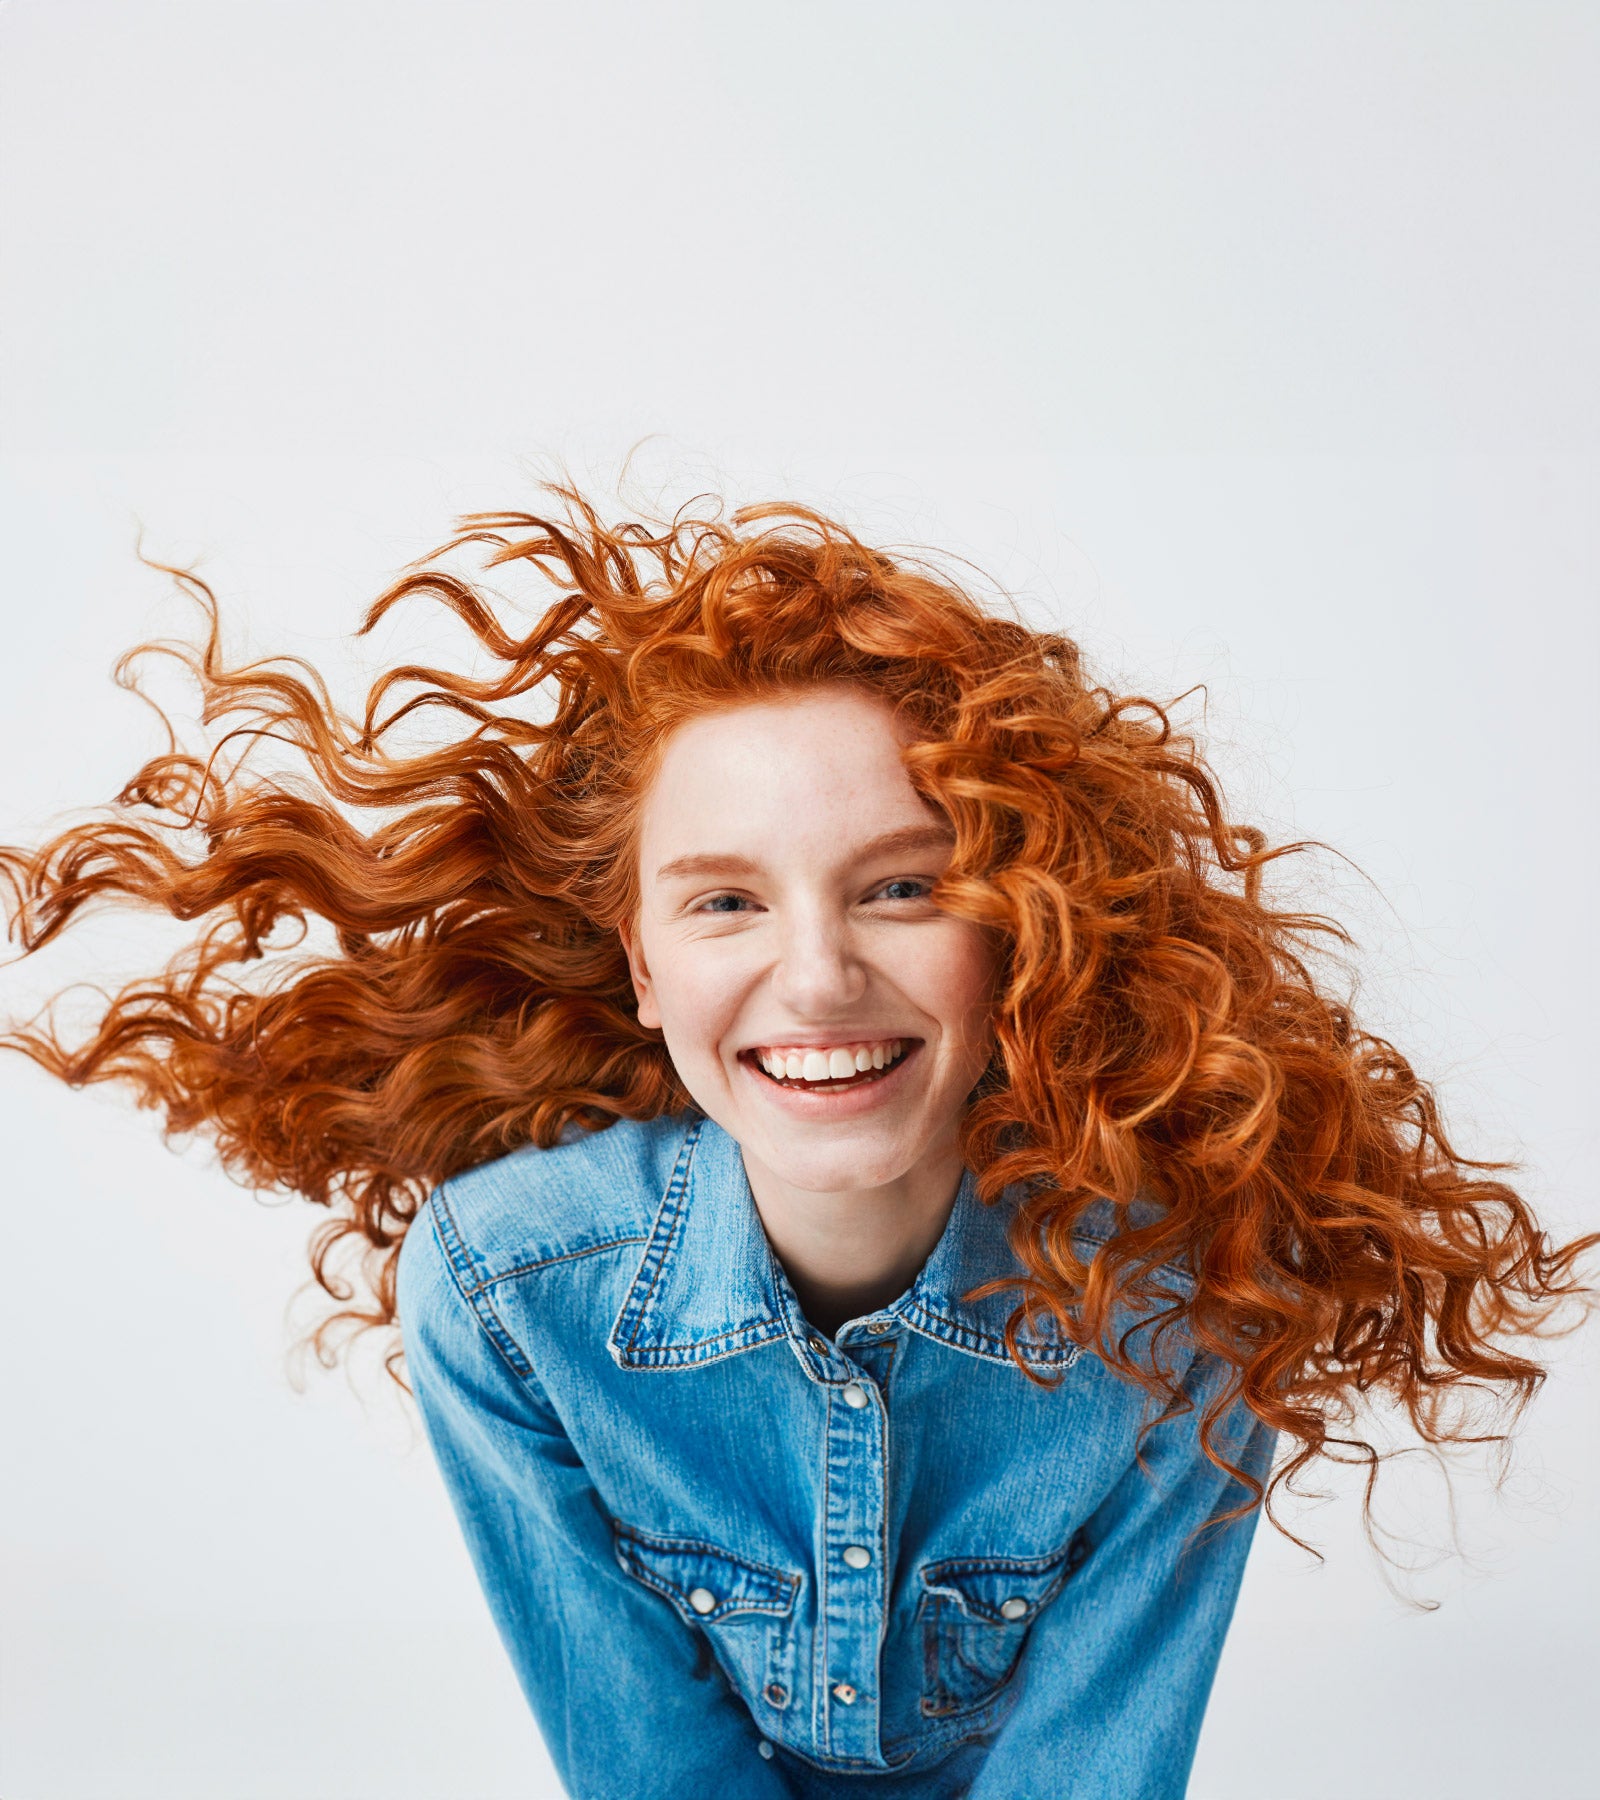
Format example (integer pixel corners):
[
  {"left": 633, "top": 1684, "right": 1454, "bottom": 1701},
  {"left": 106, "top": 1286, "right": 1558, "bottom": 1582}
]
[{"left": 607, "top": 1110, "right": 1079, "bottom": 1379}]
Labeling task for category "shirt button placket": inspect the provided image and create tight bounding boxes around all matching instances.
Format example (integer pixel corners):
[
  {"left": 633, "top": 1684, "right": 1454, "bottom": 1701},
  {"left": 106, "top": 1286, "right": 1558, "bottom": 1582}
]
[{"left": 821, "top": 1367, "right": 884, "bottom": 1761}]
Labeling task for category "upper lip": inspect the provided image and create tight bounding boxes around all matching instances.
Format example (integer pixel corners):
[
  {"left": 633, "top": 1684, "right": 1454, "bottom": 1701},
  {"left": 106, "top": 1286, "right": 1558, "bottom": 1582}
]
[{"left": 738, "top": 1033, "right": 921, "bottom": 1053}]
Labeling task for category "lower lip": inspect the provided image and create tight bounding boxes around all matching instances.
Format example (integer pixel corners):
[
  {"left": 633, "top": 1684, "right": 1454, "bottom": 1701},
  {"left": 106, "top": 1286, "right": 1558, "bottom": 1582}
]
[{"left": 738, "top": 1042, "right": 923, "bottom": 1118}]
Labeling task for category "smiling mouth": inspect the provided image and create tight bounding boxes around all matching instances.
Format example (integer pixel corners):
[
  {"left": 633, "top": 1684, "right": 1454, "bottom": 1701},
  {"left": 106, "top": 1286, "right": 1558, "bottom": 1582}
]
[{"left": 737, "top": 1036, "right": 910, "bottom": 1087}]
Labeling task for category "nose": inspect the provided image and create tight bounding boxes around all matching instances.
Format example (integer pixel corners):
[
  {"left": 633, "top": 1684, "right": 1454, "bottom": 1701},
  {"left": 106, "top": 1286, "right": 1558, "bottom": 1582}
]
[{"left": 768, "top": 905, "right": 868, "bottom": 1016}]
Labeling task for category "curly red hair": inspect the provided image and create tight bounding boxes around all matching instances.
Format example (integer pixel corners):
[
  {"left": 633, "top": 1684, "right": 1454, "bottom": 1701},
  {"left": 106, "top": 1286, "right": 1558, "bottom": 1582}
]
[{"left": 3, "top": 481, "right": 1592, "bottom": 1542}]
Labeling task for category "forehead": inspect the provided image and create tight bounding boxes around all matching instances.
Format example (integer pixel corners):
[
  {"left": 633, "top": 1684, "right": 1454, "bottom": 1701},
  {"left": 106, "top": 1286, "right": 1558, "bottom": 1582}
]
[{"left": 636, "top": 687, "right": 938, "bottom": 865}]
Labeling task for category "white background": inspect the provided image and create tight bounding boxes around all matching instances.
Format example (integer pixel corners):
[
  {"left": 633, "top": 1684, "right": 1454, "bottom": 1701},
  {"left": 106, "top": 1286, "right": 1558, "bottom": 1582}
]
[{"left": 2, "top": 3, "right": 1597, "bottom": 1796}]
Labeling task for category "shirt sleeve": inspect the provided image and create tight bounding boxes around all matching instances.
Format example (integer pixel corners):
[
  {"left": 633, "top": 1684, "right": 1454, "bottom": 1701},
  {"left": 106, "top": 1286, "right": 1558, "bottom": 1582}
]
[
  {"left": 964, "top": 1349, "right": 1277, "bottom": 1800},
  {"left": 396, "top": 1198, "right": 796, "bottom": 1800}
]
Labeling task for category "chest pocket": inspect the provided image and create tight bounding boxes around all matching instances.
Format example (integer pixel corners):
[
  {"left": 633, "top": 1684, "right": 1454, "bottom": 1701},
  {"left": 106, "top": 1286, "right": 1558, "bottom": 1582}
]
[
  {"left": 917, "top": 1530, "right": 1091, "bottom": 1718},
  {"left": 612, "top": 1520, "right": 802, "bottom": 1715}
]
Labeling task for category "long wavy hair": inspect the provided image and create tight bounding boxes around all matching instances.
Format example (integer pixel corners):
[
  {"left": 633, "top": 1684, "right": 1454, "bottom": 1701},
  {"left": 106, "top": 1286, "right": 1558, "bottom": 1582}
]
[{"left": 2, "top": 479, "right": 1593, "bottom": 1545}]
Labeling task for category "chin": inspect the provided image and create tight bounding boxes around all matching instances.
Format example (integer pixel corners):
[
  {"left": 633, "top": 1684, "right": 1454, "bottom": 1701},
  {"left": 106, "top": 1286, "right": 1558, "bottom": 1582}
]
[{"left": 755, "top": 1132, "right": 920, "bottom": 1194}]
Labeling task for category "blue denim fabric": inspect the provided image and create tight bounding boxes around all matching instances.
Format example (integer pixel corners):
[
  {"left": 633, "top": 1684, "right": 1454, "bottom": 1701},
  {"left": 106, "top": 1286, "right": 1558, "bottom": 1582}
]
[{"left": 397, "top": 1107, "right": 1275, "bottom": 1800}]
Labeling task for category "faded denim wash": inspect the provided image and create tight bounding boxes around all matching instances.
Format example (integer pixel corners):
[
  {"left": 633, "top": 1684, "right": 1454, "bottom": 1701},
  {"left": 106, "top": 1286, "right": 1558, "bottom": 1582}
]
[{"left": 397, "top": 1107, "right": 1274, "bottom": 1799}]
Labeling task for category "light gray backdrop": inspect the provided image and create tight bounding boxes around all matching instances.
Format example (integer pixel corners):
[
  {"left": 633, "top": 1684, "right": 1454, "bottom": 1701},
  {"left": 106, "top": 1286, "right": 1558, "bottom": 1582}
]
[{"left": 2, "top": 4, "right": 1596, "bottom": 1797}]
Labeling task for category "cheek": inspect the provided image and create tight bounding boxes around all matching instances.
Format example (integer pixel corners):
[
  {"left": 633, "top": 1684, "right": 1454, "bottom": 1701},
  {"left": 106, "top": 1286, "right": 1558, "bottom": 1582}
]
[
  {"left": 654, "top": 947, "right": 744, "bottom": 1047},
  {"left": 909, "top": 923, "right": 1003, "bottom": 1022}
]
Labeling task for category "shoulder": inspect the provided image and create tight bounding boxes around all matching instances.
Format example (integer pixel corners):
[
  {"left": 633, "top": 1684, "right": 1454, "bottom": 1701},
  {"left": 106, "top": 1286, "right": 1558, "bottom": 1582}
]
[
  {"left": 1078, "top": 1193, "right": 1195, "bottom": 1281},
  {"left": 1024, "top": 1187, "right": 1197, "bottom": 1293},
  {"left": 406, "top": 1110, "right": 690, "bottom": 1301}
]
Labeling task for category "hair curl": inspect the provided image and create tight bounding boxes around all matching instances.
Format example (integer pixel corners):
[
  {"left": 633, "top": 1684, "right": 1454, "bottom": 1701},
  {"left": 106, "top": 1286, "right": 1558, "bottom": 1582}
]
[{"left": 2, "top": 479, "right": 1593, "bottom": 1546}]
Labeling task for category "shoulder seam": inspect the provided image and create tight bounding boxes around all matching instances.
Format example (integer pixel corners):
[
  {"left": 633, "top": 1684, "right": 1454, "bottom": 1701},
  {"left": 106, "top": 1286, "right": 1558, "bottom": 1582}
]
[
  {"left": 1075, "top": 1230, "right": 1197, "bottom": 1291},
  {"left": 457, "top": 1233, "right": 651, "bottom": 1301},
  {"left": 426, "top": 1185, "right": 537, "bottom": 1382}
]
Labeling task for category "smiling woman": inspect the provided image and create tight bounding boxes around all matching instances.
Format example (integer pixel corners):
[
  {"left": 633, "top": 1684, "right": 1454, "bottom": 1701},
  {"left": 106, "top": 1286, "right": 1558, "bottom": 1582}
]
[
  {"left": 617, "top": 689, "right": 1003, "bottom": 1339},
  {"left": 0, "top": 481, "right": 1593, "bottom": 1800}
]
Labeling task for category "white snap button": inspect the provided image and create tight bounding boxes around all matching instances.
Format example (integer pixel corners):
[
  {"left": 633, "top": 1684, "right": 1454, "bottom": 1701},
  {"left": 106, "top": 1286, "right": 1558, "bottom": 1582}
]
[
  {"left": 999, "top": 1596, "right": 1028, "bottom": 1620},
  {"left": 842, "top": 1544, "right": 872, "bottom": 1568},
  {"left": 808, "top": 1335, "right": 828, "bottom": 1355},
  {"left": 840, "top": 1381, "right": 870, "bottom": 1408},
  {"left": 687, "top": 1586, "right": 717, "bottom": 1614},
  {"left": 866, "top": 1319, "right": 890, "bottom": 1334},
  {"left": 757, "top": 1741, "right": 775, "bottom": 1760},
  {"left": 831, "top": 1681, "right": 858, "bottom": 1704}
]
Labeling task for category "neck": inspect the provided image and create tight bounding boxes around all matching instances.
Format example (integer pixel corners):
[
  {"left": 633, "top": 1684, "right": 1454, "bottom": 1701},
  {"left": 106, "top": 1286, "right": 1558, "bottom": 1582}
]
[{"left": 740, "top": 1134, "right": 966, "bottom": 1341}]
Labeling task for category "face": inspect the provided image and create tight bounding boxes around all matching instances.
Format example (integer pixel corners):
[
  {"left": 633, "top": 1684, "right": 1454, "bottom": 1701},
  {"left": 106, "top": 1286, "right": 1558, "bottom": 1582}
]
[{"left": 618, "top": 685, "right": 1001, "bottom": 1197}]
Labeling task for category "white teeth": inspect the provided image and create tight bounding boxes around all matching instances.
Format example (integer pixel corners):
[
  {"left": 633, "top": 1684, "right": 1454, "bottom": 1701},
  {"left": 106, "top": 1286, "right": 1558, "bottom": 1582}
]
[{"left": 754, "top": 1040, "right": 907, "bottom": 1082}]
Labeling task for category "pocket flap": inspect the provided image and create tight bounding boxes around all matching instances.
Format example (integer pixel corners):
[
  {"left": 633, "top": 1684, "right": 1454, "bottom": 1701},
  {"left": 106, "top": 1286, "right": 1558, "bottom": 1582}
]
[
  {"left": 920, "top": 1536, "right": 1085, "bottom": 1627},
  {"left": 613, "top": 1522, "right": 801, "bottom": 1626}
]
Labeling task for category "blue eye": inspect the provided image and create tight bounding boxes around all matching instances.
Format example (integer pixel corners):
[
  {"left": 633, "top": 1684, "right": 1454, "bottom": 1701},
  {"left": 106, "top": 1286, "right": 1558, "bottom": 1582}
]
[{"left": 691, "top": 878, "right": 933, "bottom": 915}]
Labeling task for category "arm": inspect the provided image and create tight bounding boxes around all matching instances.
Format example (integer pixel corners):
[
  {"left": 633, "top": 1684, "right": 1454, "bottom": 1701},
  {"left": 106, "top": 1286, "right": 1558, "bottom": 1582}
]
[
  {"left": 397, "top": 1201, "right": 795, "bottom": 1800},
  {"left": 966, "top": 1352, "right": 1276, "bottom": 1800}
]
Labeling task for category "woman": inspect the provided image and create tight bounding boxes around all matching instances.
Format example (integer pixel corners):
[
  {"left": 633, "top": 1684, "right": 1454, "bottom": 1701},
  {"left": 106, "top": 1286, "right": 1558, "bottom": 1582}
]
[{"left": 2, "top": 484, "right": 1592, "bottom": 1799}]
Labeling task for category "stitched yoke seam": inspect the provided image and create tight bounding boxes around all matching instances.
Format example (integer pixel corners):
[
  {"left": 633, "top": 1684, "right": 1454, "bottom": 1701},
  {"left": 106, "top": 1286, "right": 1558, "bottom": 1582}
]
[{"left": 428, "top": 1186, "right": 537, "bottom": 1382}]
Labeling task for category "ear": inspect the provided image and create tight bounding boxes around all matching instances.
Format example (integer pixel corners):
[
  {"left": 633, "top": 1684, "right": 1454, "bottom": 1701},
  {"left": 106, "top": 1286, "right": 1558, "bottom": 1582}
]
[{"left": 616, "top": 912, "right": 662, "bottom": 1031}]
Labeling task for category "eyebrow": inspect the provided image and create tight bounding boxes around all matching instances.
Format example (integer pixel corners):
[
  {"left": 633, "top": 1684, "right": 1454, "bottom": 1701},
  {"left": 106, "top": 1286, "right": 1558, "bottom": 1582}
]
[{"left": 653, "top": 823, "right": 957, "bottom": 886}]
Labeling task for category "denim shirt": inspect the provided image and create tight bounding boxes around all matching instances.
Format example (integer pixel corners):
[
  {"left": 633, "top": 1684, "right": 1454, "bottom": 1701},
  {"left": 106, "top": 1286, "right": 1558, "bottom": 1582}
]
[{"left": 397, "top": 1108, "right": 1274, "bottom": 1800}]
